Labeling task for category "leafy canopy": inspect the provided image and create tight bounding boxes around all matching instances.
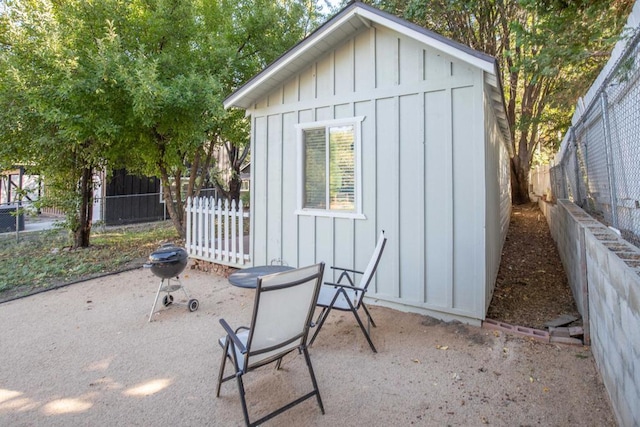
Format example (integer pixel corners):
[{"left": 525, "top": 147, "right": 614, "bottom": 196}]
[
  {"left": 368, "top": 0, "right": 634, "bottom": 203},
  {"left": 0, "top": 0, "right": 321, "bottom": 241}
]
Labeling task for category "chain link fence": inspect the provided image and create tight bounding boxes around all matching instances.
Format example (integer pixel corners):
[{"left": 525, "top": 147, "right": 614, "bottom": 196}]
[
  {"left": 1, "top": 188, "right": 221, "bottom": 237},
  {"left": 551, "top": 26, "right": 640, "bottom": 247}
]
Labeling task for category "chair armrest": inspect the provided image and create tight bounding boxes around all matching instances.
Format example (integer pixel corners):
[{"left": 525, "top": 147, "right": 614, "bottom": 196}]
[
  {"left": 219, "top": 318, "right": 247, "bottom": 354},
  {"left": 330, "top": 266, "right": 364, "bottom": 275},
  {"left": 324, "top": 281, "right": 366, "bottom": 293},
  {"left": 330, "top": 266, "right": 364, "bottom": 287}
]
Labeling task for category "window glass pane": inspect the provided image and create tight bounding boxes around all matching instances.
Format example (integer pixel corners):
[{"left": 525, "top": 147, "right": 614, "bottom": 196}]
[
  {"left": 329, "top": 125, "right": 355, "bottom": 210},
  {"left": 303, "top": 128, "right": 326, "bottom": 209}
]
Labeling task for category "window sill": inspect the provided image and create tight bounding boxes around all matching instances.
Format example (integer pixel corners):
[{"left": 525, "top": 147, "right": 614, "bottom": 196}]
[{"left": 294, "top": 209, "right": 367, "bottom": 220}]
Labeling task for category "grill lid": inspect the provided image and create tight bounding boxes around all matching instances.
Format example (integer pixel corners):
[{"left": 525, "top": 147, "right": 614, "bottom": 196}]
[{"left": 148, "top": 244, "right": 188, "bottom": 264}]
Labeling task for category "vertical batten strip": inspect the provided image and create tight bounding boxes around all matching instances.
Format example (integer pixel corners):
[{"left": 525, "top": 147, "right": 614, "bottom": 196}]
[
  {"left": 396, "top": 37, "right": 401, "bottom": 86},
  {"left": 448, "top": 87, "right": 455, "bottom": 309}
]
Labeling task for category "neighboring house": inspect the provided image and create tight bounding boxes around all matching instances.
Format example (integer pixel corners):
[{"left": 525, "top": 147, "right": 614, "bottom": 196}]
[
  {"left": 211, "top": 144, "right": 250, "bottom": 201},
  {"left": 0, "top": 166, "right": 41, "bottom": 207},
  {"left": 0, "top": 166, "right": 37, "bottom": 231},
  {"left": 224, "top": 1, "right": 512, "bottom": 324},
  {"left": 240, "top": 163, "right": 250, "bottom": 193}
]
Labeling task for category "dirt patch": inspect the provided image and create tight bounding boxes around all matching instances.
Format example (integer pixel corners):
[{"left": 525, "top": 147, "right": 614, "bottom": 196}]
[{"left": 487, "top": 202, "right": 581, "bottom": 331}]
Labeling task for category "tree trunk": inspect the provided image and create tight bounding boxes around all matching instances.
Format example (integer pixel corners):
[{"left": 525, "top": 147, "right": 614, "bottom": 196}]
[
  {"left": 213, "top": 141, "right": 249, "bottom": 204},
  {"left": 158, "top": 165, "right": 186, "bottom": 239},
  {"left": 228, "top": 174, "right": 241, "bottom": 204},
  {"left": 73, "top": 166, "right": 93, "bottom": 248},
  {"left": 510, "top": 156, "right": 531, "bottom": 205}
]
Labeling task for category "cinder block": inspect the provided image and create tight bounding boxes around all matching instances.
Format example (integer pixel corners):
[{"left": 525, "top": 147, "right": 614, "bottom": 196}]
[
  {"left": 620, "top": 303, "right": 640, "bottom": 355},
  {"left": 482, "top": 319, "right": 549, "bottom": 342},
  {"left": 549, "top": 335, "right": 583, "bottom": 345}
]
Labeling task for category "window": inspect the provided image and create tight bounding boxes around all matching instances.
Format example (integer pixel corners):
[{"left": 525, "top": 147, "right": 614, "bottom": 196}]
[{"left": 296, "top": 117, "right": 365, "bottom": 219}]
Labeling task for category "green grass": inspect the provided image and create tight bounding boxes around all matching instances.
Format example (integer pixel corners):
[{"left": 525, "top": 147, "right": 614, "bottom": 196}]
[{"left": 0, "top": 221, "right": 181, "bottom": 295}]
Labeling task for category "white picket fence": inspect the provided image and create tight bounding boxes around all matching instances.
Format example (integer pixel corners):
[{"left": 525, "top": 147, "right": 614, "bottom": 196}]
[{"left": 185, "top": 197, "right": 250, "bottom": 267}]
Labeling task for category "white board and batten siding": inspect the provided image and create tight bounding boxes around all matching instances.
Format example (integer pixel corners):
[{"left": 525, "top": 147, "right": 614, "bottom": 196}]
[
  {"left": 232, "top": 3, "right": 512, "bottom": 324},
  {"left": 483, "top": 88, "right": 513, "bottom": 310}
]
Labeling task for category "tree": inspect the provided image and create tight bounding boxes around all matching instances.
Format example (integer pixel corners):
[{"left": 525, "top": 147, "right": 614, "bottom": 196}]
[
  {"left": 112, "top": 0, "right": 322, "bottom": 237},
  {"left": 209, "top": 109, "right": 250, "bottom": 204},
  {"left": 0, "top": 0, "right": 322, "bottom": 244},
  {"left": 369, "top": 0, "right": 634, "bottom": 204},
  {"left": 205, "top": 0, "right": 325, "bottom": 206},
  {"left": 0, "top": 0, "right": 132, "bottom": 247}
]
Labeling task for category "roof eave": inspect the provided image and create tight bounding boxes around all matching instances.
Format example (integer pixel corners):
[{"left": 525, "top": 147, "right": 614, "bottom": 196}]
[
  {"left": 224, "top": 2, "right": 499, "bottom": 111},
  {"left": 224, "top": 3, "right": 363, "bottom": 110}
]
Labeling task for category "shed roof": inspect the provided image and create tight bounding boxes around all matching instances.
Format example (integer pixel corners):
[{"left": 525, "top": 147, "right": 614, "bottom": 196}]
[{"left": 224, "top": 1, "right": 511, "bottom": 146}]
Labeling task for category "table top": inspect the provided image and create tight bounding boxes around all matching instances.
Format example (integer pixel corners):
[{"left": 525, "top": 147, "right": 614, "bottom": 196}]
[{"left": 228, "top": 265, "right": 295, "bottom": 288}]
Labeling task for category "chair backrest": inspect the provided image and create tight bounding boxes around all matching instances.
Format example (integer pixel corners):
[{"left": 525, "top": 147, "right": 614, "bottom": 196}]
[
  {"left": 358, "top": 230, "right": 387, "bottom": 290},
  {"left": 245, "top": 263, "right": 324, "bottom": 369}
]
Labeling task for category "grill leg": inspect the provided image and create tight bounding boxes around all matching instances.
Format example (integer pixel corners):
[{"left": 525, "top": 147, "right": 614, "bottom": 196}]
[
  {"left": 176, "top": 277, "right": 190, "bottom": 300},
  {"left": 149, "top": 278, "right": 165, "bottom": 322}
]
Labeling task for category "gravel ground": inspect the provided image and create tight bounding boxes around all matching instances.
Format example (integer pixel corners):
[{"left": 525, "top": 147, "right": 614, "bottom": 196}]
[{"left": 0, "top": 263, "right": 615, "bottom": 426}]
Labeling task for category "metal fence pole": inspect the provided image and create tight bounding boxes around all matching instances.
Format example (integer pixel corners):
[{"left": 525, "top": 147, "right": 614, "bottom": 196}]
[
  {"left": 559, "top": 163, "right": 566, "bottom": 199},
  {"left": 600, "top": 91, "right": 619, "bottom": 229},
  {"left": 571, "top": 129, "right": 581, "bottom": 205}
]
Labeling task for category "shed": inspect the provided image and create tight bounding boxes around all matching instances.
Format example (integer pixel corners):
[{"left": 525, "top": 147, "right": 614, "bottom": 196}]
[{"left": 224, "top": 1, "right": 512, "bottom": 324}]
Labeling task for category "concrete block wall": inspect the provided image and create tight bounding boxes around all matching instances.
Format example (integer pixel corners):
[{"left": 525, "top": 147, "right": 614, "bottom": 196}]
[
  {"left": 540, "top": 199, "right": 640, "bottom": 427},
  {"left": 541, "top": 201, "right": 594, "bottom": 319}
]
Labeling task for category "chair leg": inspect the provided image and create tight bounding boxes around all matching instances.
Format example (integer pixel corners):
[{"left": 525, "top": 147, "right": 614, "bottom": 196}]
[
  {"left": 308, "top": 306, "right": 331, "bottom": 347},
  {"left": 235, "top": 374, "right": 251, "bottom": 427},
  {"left": 312, "top": 305, "right": 327, "bottom": 328},
  {"left": 361, "top": 302, "right": 377, "bottom": 328},
  {"left": 216, "top": 340, "right": 230, "bottom": 397},
  {"left": 346, "top": 300, "right": 377, "bottom": 353},
  {"left": 302, "top": 346, "right": 325, "bottom": 414}
]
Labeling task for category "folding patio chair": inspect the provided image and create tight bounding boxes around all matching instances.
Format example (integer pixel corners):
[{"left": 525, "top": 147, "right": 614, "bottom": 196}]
[
  {"left": 216, "top": 263, "right": 325, "bottom": 427},
  {"left": 309, "top": 230, "right": 387, "bottom": 353}
]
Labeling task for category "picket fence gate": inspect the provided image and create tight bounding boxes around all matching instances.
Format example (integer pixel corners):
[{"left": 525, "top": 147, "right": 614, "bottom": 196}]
[{"left": 185, "top": 197, "right": 250, "bottom": 267}]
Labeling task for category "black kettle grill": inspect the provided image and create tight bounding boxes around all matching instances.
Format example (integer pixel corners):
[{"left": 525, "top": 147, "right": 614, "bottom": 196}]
[
  {"left": 144, "top": 243, "right": 198, "bottom": 321},
  {"left": 145, "top": 244, "right": 189, "bottom": 279}
]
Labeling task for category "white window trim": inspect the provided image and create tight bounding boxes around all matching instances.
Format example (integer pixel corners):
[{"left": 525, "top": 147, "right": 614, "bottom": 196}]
[{"left": 295, "top": 116, "right": 366, "bottom": 220}]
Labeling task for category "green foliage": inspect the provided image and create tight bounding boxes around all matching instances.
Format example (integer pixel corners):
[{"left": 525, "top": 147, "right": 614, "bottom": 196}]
[
  {"left": 0, "top": 0, "right": 132, "bottom": 243},
  {"left": 0, "top": 0, "right": 322, "bottom": 241},
  {"left": 367, "top": 0, "right": 634, "bottom": 203}
]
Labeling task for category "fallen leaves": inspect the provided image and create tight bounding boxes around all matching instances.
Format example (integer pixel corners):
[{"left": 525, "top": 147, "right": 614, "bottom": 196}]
[{"left": 487, "top": 203, "right": 581, "bottom": 330}]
